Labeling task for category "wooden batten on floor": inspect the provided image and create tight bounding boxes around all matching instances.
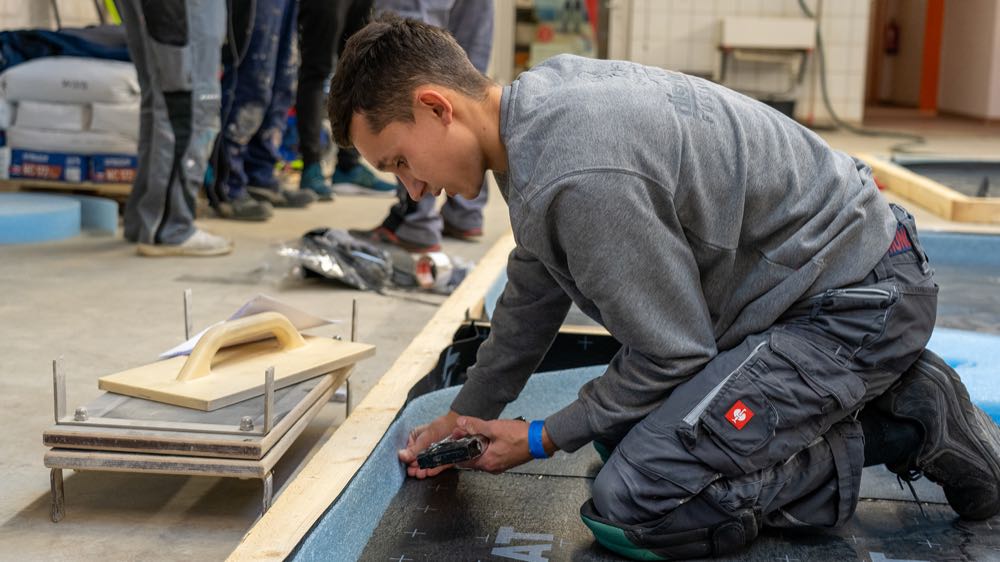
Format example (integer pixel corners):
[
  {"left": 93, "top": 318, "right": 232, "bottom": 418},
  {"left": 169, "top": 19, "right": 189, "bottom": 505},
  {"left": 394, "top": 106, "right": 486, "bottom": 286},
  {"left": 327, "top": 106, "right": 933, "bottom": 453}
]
[
  {"left": 227, "top": 232, "right": 517, "bottom": 562},
  {"left": 856, "top": 153, "right": 1000, "bottom": 224}
]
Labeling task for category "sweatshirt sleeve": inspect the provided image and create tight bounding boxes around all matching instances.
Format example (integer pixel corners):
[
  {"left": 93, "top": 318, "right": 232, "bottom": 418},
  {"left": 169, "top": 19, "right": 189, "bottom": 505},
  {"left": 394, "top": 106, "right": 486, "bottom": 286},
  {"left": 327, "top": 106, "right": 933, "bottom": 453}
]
[
  {"left": 449, "top": 245, "right": 573, "bottom": 419},
  {"left": 542, "top": 173, "right": 719, "bottom": 452}
]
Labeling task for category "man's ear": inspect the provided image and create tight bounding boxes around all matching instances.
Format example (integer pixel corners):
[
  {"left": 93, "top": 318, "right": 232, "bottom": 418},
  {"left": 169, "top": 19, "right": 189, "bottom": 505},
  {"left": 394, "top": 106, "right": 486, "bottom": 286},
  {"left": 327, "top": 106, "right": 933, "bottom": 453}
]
[{"left": 415, "top": 89, "right": 453, "bottom": 126}]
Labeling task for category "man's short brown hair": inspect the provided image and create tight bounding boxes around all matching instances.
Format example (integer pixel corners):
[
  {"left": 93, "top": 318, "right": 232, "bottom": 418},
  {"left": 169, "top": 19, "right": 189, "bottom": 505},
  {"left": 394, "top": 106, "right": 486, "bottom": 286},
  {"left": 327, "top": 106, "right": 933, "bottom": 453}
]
[{"left": 327, "top": 12, "right": 492, "bottom": 148}]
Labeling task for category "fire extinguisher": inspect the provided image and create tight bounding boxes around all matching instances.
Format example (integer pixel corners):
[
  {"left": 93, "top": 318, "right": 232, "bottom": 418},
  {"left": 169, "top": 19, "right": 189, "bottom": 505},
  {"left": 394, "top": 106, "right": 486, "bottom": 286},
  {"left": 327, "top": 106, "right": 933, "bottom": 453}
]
[{"left": 884, "top": 19, "right": 900, "bottom": 55}]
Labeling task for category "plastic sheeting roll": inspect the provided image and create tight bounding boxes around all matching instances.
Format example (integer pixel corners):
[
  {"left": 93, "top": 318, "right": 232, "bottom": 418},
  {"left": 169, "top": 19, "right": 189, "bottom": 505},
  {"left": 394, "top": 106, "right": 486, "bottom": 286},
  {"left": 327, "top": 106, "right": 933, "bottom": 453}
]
[{"left": 414, "top": 252, "right": 454, "bottom": 290}]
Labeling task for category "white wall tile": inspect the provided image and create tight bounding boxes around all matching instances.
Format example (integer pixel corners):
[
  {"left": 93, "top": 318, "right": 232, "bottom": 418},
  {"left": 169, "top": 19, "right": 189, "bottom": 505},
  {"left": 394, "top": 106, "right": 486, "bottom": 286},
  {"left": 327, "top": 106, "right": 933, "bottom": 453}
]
[
  {"left": 736, "top": 0, "right": 763, "bottom": 16},
  {"left": 674, "top": 0, "right": 696, "bottom": 14},
  {"left": 695, "top": 0, "right": 716, "bottom": 15},
  {"left": 824, "top": 45, "right": 850, "bottom": 73},
  {"left": 623, "top": 0, "right": 868, "bottom": 124},
  {"left": 716, "top": 0, "right": 738, "bottom": 15}
]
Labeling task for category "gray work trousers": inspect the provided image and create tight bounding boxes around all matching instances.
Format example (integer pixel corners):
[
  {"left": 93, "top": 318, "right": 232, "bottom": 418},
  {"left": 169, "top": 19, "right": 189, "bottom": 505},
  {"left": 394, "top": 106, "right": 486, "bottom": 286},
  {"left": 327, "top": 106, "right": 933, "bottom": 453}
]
[
  {"left": 120, "top": 0, "right": 224, "bottom": 245},
  {"left": 590, "top": 205, "right": 939, "bottom": 555},
  {"left": 376, "top": 0, "right": 493, "bottom": 246}
]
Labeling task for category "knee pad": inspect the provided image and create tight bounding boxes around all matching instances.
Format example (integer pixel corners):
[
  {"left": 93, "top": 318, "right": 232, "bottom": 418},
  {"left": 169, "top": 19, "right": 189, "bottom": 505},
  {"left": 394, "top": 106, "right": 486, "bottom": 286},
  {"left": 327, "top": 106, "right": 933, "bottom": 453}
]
[{"left": 580, "top": 499, "right": 759, "bottom": 560}]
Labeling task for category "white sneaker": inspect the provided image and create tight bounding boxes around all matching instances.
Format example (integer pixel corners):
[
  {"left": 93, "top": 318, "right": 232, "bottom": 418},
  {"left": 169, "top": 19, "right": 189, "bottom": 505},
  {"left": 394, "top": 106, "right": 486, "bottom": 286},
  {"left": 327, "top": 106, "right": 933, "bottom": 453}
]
[{"left": 137, "top": 229, "right": 233, "bottom": 257}]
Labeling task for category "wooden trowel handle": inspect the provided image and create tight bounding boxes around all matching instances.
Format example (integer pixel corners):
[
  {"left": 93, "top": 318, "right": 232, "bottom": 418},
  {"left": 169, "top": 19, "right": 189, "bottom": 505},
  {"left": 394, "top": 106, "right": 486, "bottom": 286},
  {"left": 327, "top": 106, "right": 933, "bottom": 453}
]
[{"left": 176, "top": 312, "right": 307, "bottom": 381}]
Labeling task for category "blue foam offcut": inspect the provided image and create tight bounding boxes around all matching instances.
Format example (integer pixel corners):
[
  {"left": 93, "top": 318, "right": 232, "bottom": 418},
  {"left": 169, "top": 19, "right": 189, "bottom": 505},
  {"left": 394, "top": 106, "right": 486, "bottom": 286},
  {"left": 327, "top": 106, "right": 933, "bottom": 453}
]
[
  {"left": 927, "top": 327, "right": 1000, "bottom": 424},
  {"left": 67, "top": 194, "right": 118, "bottom": 235},
  {"left": 0, "top": 193, "right": 81, "bottom": 244}
]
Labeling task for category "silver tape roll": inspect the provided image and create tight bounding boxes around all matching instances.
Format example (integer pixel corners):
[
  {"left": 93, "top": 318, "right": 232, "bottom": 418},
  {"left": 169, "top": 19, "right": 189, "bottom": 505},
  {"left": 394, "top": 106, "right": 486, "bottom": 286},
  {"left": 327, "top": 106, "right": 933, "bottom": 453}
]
[{"left": 415, "top": 252, "right": 453, "bottom": 290}]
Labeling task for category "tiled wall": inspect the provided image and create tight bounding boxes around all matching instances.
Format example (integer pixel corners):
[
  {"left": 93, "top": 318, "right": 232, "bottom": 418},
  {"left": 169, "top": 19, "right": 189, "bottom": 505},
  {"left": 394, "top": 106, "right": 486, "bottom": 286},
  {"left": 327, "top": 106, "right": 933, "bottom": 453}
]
[
  {"left": 0, "top": 1, "right": 101, "bottom": 31},
  {"left": 622, "top": 0, "right": 871, "bottom": 124}
]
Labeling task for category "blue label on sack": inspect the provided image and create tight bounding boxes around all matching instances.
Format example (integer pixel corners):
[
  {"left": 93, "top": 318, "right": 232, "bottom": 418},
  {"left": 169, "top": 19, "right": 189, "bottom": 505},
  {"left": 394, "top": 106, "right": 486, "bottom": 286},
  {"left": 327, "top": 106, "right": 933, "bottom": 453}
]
[
  {"left": 9, "top": 149, "right": 87, "bottom": 183},
  {"left": 89, "top": 154, "right": 137, "bottom": 183}
]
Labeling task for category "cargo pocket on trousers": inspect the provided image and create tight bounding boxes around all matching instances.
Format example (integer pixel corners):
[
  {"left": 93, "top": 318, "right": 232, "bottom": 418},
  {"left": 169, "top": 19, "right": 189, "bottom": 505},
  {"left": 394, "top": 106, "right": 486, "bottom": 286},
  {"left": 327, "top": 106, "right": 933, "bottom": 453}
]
[
  {"left": 688, "top": 373, "right": 779, "bottom": 475},
  {"left": 768, "top": 330, "right": 865, "bottom": 412}
]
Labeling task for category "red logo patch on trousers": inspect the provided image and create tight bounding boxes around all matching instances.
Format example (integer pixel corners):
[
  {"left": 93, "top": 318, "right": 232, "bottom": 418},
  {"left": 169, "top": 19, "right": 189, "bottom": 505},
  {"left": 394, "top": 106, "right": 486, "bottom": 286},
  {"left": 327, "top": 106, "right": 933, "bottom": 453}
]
[{"left": 726, "top": 400, "right": 754, "bottom": 430}]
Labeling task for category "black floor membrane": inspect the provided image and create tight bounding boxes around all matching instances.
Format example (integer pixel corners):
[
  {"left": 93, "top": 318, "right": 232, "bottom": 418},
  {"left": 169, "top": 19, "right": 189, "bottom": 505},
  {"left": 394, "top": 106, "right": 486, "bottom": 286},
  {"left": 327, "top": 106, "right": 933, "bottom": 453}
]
[{"left": 360, "top": 446, "right": 1000, "bottom": 562}]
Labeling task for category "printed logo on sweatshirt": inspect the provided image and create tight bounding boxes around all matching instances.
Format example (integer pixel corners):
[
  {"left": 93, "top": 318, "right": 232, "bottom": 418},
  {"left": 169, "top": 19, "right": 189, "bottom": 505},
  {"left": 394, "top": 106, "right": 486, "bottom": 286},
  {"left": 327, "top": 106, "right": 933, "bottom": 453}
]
[{"left": 725, "top": 400, "right": 754, "bottom": 430}]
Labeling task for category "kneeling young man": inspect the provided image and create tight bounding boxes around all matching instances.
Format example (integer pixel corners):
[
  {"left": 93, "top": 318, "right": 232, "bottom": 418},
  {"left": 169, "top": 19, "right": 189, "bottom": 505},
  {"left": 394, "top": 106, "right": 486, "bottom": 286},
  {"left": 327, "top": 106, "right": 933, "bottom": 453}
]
[{"left": 329, "top": 14, "right": 1000, "bottom": 560}]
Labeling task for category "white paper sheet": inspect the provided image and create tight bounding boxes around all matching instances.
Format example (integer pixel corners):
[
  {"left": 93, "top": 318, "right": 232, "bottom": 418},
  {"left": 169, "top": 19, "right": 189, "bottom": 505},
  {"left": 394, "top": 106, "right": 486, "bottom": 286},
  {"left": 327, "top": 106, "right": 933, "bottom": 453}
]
[{"left": 159, "top": 294, "right": 340, "bottom": 359}]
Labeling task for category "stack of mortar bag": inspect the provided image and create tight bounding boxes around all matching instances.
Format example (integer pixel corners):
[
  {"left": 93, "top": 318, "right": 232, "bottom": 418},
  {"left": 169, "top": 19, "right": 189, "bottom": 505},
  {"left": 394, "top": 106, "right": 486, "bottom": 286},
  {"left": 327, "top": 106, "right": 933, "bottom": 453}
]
[
  {"left": 0, "top": 95, "right": 9, "bottom": 179},
  {"left": 0, "top": 56, "right": 139, "bottom": 183}
]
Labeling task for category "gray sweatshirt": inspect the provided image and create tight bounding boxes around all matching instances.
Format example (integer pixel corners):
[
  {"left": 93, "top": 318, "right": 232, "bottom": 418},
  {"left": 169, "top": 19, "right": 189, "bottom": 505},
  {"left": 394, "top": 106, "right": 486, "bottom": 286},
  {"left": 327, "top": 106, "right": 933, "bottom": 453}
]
[{"left": 450, "top": 55, "right": 896, "bottom": 453}]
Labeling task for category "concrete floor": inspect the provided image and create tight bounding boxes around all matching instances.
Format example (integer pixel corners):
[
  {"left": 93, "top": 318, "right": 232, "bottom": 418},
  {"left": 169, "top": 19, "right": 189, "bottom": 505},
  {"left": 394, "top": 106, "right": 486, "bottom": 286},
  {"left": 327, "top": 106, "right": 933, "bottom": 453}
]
[{"left": 2, "top": 110, "right": 1000, "bottom": 561}]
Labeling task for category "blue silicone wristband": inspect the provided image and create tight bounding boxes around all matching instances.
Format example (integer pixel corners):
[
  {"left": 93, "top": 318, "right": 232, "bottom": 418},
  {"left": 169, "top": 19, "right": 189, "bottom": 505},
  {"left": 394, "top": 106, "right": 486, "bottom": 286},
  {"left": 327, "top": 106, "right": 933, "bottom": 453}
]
[{"left": 528, "top": 420, "right": 549, "bottom": 459}]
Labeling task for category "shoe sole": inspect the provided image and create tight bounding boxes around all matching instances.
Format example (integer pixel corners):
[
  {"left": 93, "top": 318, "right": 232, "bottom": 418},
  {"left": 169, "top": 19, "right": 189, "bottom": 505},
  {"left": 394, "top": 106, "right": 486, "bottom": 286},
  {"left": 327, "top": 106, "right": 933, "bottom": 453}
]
[
  {"left": 442, "top": 227, "right": 482, "bottom": 242},
  {"left": 137, "top": 243, "right": 233, "bottom": 257},
  {"left": 302, "top": 189, "right": 334, "bottom": 201},
  {"left": 895, "top": 352, "right": 1000, "bottom": 520},
  {"left": 348, "top": 229, "right": 440, "bottom": 253},
  {"left": 247, "top": 188, "right": 287, "bottom": 206},
  {"left": 332, "top": 182, "right": 397, "bottom": 198}
]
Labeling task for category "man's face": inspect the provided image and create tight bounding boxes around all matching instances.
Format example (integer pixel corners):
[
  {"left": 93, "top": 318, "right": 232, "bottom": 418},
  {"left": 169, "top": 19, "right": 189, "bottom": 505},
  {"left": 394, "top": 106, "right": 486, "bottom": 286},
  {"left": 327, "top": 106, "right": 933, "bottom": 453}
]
[{"left": 350, "top": 94, "right": 485, "bottom": 202}]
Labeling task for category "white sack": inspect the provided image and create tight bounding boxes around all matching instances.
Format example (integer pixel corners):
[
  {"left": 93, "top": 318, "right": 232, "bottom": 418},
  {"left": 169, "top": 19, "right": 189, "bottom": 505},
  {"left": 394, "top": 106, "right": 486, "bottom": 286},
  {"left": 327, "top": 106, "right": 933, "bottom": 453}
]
[
  {"left": 0, "top": 146, "right": 10, "bottom": 180},
  {"left": 7, "top": 126, "right": 136, "bottom": 155},
  {"left": 90, "top": 101, "right": 140, "bottom": 140},
  {"left": 0, "top": 57, "right": 139, "bottom": 104},
  {"left": 14, "top": 100, "right": 89, "bottom": 132},
  {"left": 0, "top": 98, "right": 12, "bottom": 129}
]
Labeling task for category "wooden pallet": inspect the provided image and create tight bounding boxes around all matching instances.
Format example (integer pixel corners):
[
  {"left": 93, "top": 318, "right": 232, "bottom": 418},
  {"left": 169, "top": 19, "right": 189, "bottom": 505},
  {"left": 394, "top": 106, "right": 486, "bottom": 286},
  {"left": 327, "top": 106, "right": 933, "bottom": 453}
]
[{"left": 0, "top": 177, "right": 130, "bottom": 198}]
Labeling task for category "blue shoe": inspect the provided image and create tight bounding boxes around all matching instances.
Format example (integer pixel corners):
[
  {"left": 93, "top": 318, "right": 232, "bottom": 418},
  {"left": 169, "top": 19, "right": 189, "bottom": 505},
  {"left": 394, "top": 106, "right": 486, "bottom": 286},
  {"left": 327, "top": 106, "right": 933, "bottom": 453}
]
[
  {"left": 332, "top": 164, "right": 397, "bottom": 197},
  {"left": 299, "top": 163, "right": 334, "bottom": 201}
]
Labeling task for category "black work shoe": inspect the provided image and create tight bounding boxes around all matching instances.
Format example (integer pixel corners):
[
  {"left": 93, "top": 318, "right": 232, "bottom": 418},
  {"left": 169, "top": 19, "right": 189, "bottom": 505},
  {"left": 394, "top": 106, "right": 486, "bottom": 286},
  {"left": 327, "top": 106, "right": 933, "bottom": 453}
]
[
  {"left": 877, "top": 349, "right": 1000, "bottom": 520},
  {"left": 348, "top": 226, "right": 441, "bottom": 253},
  {"left": 279, "top": 188, "right": 317, "bottom": 208},
  {"left": 248, "top": 186, "right": 316, "bottom": 208},
  {"left": 216, "top": 195, "right": 273, "bottom": 221}
]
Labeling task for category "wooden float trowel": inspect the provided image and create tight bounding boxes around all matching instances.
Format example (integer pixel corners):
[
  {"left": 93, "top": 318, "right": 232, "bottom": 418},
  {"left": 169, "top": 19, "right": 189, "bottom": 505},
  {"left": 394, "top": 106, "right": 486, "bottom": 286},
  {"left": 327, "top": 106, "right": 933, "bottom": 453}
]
[{"left": 98, "top": 311, "right": 374, "bottom": 411}]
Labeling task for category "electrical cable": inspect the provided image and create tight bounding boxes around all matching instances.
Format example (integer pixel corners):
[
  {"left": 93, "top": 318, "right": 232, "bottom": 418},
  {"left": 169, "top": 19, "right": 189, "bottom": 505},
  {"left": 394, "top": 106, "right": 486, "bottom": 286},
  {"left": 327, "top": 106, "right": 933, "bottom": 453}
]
[{"left": 797, "top": 0, "right": 926, "bottom": 154}]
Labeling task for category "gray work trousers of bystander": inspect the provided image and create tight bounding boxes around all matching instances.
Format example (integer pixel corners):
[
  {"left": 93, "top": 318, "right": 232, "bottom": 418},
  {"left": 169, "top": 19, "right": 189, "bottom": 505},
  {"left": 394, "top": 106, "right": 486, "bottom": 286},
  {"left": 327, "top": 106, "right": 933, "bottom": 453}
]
[
  {"left": 581, "top": 204, "right": 940, "bottom": 560},
  {"left": 120, "top": 0, "right": 224, "bottom": 245}
]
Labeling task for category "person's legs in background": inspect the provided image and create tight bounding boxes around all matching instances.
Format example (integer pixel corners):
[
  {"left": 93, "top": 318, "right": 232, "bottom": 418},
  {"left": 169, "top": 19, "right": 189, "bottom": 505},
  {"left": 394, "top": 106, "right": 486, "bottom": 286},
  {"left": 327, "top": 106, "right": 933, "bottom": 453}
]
[
  {"left": 242, "top": 0, "right": 315, "bottom": 209},
  {"left": 120, "top": 0, "right": 231, "bottom": 256},
  {"left": 297, "top": 0, "right": 393, "bottom": 200},
  {"left": 213, "top": 0, "right": 286, "bottom": 221},
  {"left": 119, "top": 0, "right": 154, "bottom": 244},
  {"left": 330, "top": 145, "right": 397, "bottom": 196},
  {"left": 296, "top": 0, "right": 345, "bottom": 200},
  {"left": 331, "top": 0, "right": 395, "bottom": 197},
  {"left": 439, "top": 0, "right": 493, "bottom": 240},
  {"left": 354, "top": 0, "right": 493, "bottom": 252}
]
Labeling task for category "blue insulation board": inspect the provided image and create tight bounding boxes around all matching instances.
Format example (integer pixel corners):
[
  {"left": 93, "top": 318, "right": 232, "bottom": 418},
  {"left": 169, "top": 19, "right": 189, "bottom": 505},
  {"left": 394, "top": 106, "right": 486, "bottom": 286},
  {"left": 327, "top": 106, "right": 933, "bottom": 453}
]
[
  {"left": 929, "top": 328, "right": 1000, "bottom": 423},
  {"left": 0, "top": 193, "right": 80, "bottom": 244}
]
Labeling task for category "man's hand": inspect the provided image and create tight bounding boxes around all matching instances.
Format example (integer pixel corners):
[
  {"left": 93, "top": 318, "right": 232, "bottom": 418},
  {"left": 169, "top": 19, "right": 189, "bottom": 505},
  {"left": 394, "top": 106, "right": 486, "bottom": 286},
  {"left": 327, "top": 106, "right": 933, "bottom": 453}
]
[
  {"left": 398, "top": 410, "right": 461, "bottom": 479},
  {"left": 453, "top": 416, "right": 558, "bottom": 474}
]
